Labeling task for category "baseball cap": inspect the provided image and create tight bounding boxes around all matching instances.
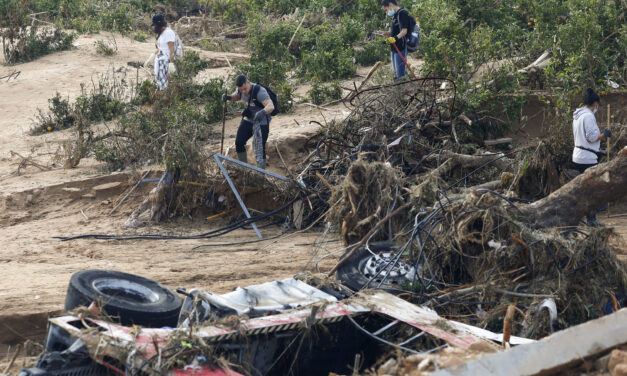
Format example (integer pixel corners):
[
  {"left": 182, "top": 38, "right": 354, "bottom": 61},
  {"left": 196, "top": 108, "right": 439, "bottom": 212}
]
[{"left": 150, "top": 14, "right": 165, "bottom": 26}]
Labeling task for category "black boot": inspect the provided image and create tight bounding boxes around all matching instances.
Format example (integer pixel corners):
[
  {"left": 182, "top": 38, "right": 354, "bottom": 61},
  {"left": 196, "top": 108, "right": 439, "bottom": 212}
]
[{"left": 237, "top": 152, "right": 248, "bottom": 164}]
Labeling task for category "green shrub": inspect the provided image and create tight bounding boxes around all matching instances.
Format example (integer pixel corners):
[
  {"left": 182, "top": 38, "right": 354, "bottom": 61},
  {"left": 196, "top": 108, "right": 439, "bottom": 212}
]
[
  {"left": 199, "top": 78, "right": 228, "bottom": 123},
  {"left": 1, "top": 13, "right": 75, "bottom": 65},
  {"left": 355, "top": 41, "right": 389, "bottom": 66},
  {"left": 95, "top": 39, "right": 117, "bottom": 55},
  {"left": 34, "top": 93, "right": 75, "bottom": 134},
  {"left": 297, "top": 21, "right": 358, "bottom": 80},
  {"left": 94, "top": 95, "right": 215, "bottom": 172},
  {"left": 132, "top": 30, "right": 150, "bottom": 42},
  {"left": 275, "top": 82, "right": 294, "bottom": 113},
  {"left": 247, "top": 19, "right": 296, "bottom": 61},
  {"left": 262, "top": 0, "right": 311, "bottom": 14},
  {"left": 173, "top": 50, "right": 211, "bottom": 80},
  {"left": 235, "top": 60, "right": 290, "bottom": 87},
  {"left": 134, "top": 79, "right": 157, "bottom": 105},
  {"left": 201, "top": 0, "right": 258, "bottom": 22},
  {"left": 33, "top": 72, "right": 127, "bottom": 134},
  {"left": 245, "top": 15, "right": 362, "bottom": 82},
  {"left": 308, "top": 80, "right": 342, "bottom": 105},
  {"left": 300, "top": 47, "right": 355, "bottom": 80}
]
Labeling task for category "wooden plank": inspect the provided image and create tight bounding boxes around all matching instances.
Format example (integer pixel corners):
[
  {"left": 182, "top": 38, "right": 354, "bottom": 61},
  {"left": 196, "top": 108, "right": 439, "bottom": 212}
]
[{"left": 432, "top": 308, "right": 627, "bottom": 376}]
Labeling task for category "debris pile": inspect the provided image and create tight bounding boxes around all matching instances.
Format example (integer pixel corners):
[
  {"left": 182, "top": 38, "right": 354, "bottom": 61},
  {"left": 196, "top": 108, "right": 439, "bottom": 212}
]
[
  {"left": 295, "top": 79, "right": 627, "bottom": 339},
  {"left": 46, "top": 78, "right": 626, "bottom": 376}
]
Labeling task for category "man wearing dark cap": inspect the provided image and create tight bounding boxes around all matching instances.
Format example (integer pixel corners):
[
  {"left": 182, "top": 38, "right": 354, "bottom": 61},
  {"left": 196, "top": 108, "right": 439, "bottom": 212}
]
[{"left": 222, "top": 75, "right": 275, "bottom": 169}]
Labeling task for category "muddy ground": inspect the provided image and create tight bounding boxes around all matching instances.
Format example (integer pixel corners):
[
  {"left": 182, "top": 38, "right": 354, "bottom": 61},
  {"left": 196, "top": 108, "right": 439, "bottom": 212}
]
[{"left": 0, "top": 31, "right": 625, "bottom": 373}]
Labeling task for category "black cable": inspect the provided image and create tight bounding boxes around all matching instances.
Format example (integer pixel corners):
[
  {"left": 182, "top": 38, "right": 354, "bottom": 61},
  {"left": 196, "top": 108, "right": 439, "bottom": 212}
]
[
  {"left": 56, "top": 195, "right": 301, "bottom": 242},
  {"left": 190, "top": 231, "right": 290, "bottom": 250}
]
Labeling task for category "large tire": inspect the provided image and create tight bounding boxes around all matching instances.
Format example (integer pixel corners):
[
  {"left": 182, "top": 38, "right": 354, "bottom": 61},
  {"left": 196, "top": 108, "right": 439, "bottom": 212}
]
[
  {"left": 65, "top": 270, "right": 182, "bottom": 328},
  {"left": 336, "top": 242, "right": 398, "bottom": 291}
]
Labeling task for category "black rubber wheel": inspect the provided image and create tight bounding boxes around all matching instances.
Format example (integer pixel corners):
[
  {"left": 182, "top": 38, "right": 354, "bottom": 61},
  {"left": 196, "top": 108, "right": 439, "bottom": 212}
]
[
  {"left": 65, "top": 269, "right": 182, "bottom": 328},
  {"left": 336, "top": 242, "right": 400, "bottom": 291}
]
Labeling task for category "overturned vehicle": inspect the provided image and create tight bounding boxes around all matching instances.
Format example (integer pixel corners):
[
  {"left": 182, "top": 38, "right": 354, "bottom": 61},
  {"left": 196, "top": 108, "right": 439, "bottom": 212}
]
[{"left": 22, "top": 269, "right": 532, "bottom": 376}]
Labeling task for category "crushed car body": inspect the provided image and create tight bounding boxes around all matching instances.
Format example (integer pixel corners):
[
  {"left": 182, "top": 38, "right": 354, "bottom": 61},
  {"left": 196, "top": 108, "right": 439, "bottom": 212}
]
[{"left": 22, "top": 274, "right": 533, "bottom": 376}]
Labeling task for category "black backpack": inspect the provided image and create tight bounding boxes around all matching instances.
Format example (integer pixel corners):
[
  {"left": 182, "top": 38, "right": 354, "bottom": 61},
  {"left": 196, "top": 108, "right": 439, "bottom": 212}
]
[
  {"left": 399, "top": 9, "right": 420, "bottom": 53},
  {"left": 251, "top": 83, "right": 279, "bottom": 116}
]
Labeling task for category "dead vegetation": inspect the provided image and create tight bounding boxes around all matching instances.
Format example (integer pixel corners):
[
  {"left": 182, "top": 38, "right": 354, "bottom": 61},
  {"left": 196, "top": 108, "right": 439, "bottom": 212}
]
[
  {"left": 295, "top": 79, "right": 627, "bottom": 342},
  {"left": 2, "top": 4, "right": 625, "bottom": 374}
]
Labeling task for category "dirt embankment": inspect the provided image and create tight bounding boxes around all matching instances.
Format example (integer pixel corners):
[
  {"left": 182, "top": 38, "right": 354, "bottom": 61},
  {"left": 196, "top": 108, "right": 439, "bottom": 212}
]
[{"left": 0, "top": 31, "right": 346, "bottom": 359}]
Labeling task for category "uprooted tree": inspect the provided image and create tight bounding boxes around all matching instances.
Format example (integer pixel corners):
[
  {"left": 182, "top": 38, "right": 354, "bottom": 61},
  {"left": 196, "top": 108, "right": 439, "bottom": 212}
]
[{"left": 521, "top": 146, "right": 627, "bottom": 228}]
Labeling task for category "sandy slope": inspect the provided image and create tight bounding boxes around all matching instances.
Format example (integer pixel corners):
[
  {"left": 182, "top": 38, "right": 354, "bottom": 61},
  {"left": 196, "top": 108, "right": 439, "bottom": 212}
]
[{"left": 0, "top": 32, "right": 348, "bottom": 354}]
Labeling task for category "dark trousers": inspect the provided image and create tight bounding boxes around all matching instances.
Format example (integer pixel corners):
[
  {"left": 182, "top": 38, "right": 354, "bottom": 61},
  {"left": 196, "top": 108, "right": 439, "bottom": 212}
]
[
  {"left": 235, "top": 119, "right": 269, "bottom": 159},
  {"left": 572, "top": 162, "right": 596, "bottom": 174}
]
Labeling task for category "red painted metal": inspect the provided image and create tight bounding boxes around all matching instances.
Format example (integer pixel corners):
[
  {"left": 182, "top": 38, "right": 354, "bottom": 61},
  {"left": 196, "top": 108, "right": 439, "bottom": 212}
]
[
  {"left": 48, "top": 290, "right": 531, "bottom": 374},
  {"left": 170, "top": 367, "right": 245, "bottom": 376}
]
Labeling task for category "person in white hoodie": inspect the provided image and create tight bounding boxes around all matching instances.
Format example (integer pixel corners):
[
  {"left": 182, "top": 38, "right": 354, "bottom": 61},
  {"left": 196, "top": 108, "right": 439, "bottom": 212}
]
[
  {"left": 571, "top": 88, "right": 612, "bottom": 225},
  {"left": 150, "top": 14, "right": 176, "bottom": 90}
]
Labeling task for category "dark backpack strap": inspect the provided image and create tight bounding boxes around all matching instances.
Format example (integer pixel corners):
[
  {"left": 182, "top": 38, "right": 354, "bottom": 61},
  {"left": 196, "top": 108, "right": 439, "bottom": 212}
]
[
  {"left": 401, "top": 8, "right": 415, "bottom": 30},
  {"left": 250, "top": 84, "right": 263, "bottom": 108}
]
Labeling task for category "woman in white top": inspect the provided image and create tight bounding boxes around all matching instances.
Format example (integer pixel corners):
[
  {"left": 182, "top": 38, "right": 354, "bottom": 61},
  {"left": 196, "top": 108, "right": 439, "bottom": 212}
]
[
  {"left": 571, "top": 88, "right": 612, "bottom": 226},
  {"left": 151, "top": 14, "right": 176, "bottom": 90},
  {"left": 572, "top": 88, "right": 612, "bottom": 172}
]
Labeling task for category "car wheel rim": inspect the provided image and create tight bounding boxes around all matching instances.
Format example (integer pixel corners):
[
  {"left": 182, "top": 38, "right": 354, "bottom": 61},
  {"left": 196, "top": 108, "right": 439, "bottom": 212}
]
[
  {"left": 92, "top": 278, "right": 160, "bottom": 304},
  {"left": 359, "top": 251, "right": 416, "bottom": 286}
]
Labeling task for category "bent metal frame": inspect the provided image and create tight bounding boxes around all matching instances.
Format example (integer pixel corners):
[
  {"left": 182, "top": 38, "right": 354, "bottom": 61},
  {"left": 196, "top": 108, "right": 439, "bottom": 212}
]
[{"left": 213, "top": 153, "right": 292, "bottom": 239}]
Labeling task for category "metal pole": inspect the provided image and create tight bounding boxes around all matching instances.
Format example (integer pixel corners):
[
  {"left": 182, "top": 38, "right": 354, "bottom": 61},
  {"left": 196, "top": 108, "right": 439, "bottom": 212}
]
[
  {"left": 213, "top": 155, "right": 262, "bottom": 239},
  {"left": 220, "top": 99, "right": 227, "bottom": 155},
  {"left": 607, "top": 103, "right": 611, "bottom": 218}
]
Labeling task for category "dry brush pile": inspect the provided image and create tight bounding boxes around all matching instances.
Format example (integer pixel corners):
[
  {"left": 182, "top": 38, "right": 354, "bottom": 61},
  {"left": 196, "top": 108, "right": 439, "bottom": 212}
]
[{"left": 293, "top": 78, "right": 627, "bottom": 340}]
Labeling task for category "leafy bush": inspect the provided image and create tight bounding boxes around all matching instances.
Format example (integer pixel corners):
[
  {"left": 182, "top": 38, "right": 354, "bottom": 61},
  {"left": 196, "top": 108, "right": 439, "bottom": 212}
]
[
  {"left": 199, "top": 78, "right": 228, "bottom": 123},
  {"left": 308, "top": 80, "right": 342, "bottom": 105},
  {"left": 297, "top": 22, "right": 357, "bottom": 80},
  {"left": 235, "top": 60, "right": 290, "bottom": 87},
  {"left": 275, "top": 82, "right": 294, "bottom": 113},
  {"left": 173, "top": 50, "right": 211, "bottom": 80},
  {"left": 300, "top": 47, "right": 355, "bottom": 80},
  {"left": 0, "top": 0, "right": 76, "bottom": 66},
  {"left": 95, "top": 39, "right": 117, "bottom": 55},
  {"left": 34, "top": 93, "right": 75, "bottom": 133},
  {"left": 244, "top": 14, "right": 362, "bottom": 83},
  {"left": 33, "top": 71, "right": 128, "bottom": 133},
  {"left": 201, "top": 0, "right": 258, "bottom": 22},
  {"left": 134, "top": 79, "right": 158, "bottom": 105},
  {"left": 132, "top": 30, "right": 150, "bottom": 42},
  {"left": 355, "top": 41, "right": 389, "bottom": 66},
  {"left": 93, "top": 95, "right": 217, "bottom": 171}
]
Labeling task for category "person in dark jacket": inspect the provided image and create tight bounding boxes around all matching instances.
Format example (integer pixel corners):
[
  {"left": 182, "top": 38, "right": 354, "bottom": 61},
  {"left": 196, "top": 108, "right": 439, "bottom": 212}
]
[
  {"left": 382, "top": 0, "right": 410, "bottom": 79},
  {"left": 222, "top": 75, "right": 275, "bottom": 169}
]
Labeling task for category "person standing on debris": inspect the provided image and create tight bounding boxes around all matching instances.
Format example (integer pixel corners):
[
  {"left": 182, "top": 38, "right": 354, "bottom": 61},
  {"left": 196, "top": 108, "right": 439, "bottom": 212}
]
[
  {"left": 382, "top": 0, "right": 410, "bottom": 79},
  {"left": 222, "top": 75, "right": 275, "bottom": 169},
  {"left": 572, "top": 87, "right": 612, "bottom": 226},
  {"left": 150, "top": 14, "right": 176, "bottom": 90}
]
